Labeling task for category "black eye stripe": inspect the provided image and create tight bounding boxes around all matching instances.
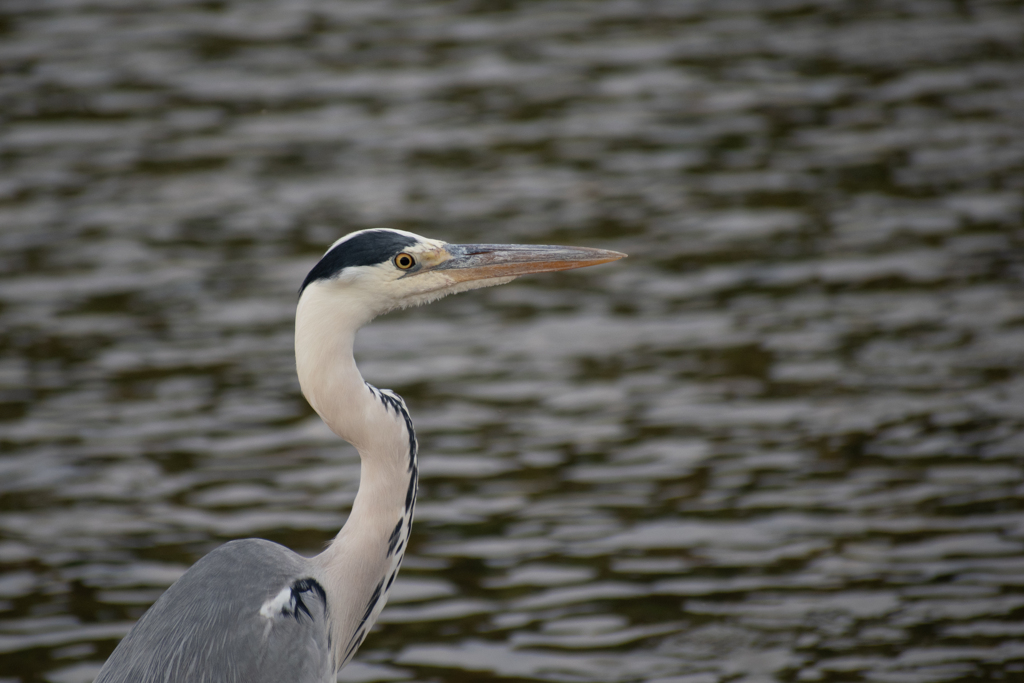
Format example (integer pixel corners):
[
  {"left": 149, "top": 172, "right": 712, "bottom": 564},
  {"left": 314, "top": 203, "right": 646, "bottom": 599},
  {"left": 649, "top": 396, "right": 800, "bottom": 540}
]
[{"left": 299, "top": 230, "right": 419, "bottom": 294}]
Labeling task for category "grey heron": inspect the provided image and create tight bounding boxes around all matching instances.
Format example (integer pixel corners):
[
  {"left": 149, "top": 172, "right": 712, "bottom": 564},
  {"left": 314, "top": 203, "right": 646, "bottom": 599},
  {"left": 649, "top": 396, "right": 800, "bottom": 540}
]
[{"left": 95, "top": 229, "right": 625, "bottom": 682}]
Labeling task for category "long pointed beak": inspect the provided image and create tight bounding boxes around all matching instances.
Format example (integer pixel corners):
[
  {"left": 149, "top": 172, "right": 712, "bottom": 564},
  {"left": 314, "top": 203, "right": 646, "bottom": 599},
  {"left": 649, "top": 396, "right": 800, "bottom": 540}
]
[{"left": 431, "top": 243, "right": 626, "bottom": 282}]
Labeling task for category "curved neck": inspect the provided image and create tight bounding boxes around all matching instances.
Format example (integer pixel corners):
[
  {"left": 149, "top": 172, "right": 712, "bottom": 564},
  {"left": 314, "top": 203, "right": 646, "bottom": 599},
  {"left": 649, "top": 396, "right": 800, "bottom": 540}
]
[
  {"left": 295, "top": 286, "right": 372, "bottom": 447},
  {"left": 294, "top": 286, "right": 418, "bottom": 670}
]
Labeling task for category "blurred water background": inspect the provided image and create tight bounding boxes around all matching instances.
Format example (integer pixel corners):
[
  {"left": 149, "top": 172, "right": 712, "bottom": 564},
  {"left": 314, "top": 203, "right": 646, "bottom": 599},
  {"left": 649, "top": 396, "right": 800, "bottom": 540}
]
[{"left": 1, "top": 1, "right": 1024, "bottom": 681}]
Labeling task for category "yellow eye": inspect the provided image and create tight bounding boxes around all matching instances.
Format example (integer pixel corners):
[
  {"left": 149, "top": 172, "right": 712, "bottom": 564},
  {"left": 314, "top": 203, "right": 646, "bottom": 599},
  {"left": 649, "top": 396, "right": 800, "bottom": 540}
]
[{"left": 394, "top": 252, "right": 416, "bottom": 270}]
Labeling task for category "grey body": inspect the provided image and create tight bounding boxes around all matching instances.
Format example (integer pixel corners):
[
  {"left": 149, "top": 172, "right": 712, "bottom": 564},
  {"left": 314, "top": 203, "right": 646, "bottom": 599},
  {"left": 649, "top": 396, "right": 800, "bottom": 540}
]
[{"left": 95, "top": 540, "right": 332, "bottom": 683}]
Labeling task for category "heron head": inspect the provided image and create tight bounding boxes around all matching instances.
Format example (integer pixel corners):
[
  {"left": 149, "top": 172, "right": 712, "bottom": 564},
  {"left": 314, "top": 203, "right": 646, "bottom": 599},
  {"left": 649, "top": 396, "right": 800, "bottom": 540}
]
[{"left": 298, "top": 228, "right": 625, "bottom": 325}]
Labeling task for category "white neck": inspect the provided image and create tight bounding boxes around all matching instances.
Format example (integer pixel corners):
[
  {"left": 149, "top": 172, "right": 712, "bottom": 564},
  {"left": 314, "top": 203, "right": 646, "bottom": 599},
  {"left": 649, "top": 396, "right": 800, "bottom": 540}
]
[{"left": 294, "top": 284, "right": 418, "bottom": 670}]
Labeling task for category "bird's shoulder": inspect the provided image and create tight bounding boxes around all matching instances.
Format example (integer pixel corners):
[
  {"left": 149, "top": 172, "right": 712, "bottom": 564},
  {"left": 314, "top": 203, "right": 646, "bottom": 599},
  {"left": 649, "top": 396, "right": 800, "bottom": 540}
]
[{"left": 95, "top": 538, "right": 332, "bottom": 683}]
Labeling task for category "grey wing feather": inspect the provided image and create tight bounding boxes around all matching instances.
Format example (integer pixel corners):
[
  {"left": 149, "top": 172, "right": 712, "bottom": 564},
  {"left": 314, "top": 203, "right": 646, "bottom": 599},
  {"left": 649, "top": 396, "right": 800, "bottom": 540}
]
[{"left": 95, "top": 539, "right": 332, "bottom": 683}]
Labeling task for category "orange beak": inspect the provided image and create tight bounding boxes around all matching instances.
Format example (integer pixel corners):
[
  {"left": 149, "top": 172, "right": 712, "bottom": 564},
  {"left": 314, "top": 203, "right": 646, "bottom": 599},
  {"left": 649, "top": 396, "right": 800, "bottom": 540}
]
[{"left": 426, "top": 243, "right": 626, "bottom": 282}]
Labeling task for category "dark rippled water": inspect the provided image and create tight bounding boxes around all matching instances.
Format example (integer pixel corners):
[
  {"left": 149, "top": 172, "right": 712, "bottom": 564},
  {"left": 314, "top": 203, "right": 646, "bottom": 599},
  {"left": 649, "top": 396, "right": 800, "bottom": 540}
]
[{"left": 2, "top": 1, "right": 1024, "bottom": 682}]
